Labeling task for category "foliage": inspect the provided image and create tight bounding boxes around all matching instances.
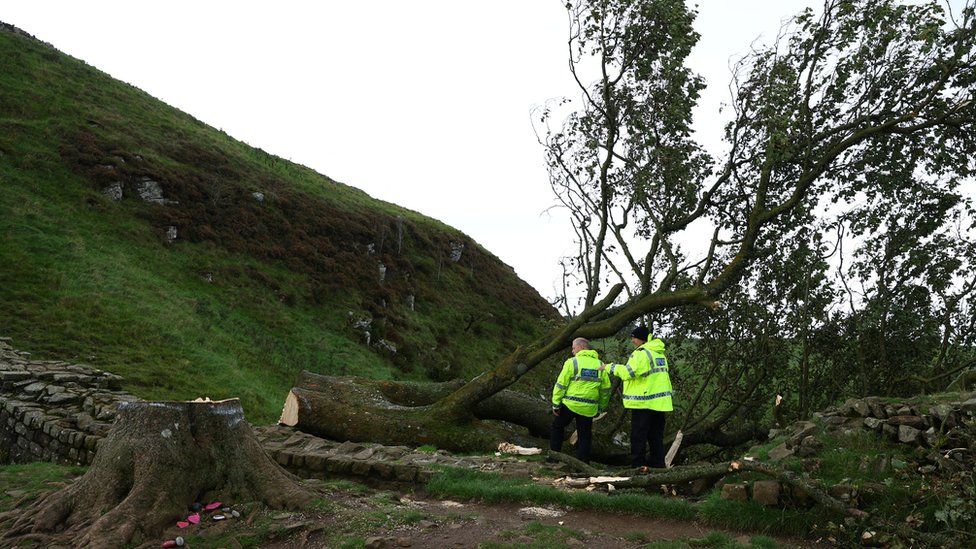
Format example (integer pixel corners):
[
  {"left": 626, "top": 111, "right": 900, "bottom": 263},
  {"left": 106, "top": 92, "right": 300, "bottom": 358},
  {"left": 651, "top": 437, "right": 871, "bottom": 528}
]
[{"left": 536, "top": 0, "right": 976, "bottom": 448}]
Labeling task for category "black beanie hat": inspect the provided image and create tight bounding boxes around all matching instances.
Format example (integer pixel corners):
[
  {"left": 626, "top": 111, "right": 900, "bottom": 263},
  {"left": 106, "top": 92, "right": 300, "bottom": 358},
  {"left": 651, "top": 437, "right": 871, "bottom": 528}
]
[{"left": 631, "top": 326, "right": 650, "bottom": 341}]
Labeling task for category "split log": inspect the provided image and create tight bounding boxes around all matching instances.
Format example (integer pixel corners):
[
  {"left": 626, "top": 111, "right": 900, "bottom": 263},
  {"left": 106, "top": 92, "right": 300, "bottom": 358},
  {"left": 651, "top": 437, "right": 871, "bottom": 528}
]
[{"left": 1, "top": 399, "right": 311, "bottom": 548}]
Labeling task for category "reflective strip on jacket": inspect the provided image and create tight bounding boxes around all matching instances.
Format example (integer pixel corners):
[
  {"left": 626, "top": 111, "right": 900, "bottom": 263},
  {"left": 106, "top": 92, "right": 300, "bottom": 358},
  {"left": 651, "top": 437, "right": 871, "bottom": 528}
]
[
  {"left": 606, "top": 339, "right": 673, "bottom": 411},
  {"left": 551, "top": 349, "right": 611, "bottom": 417}
]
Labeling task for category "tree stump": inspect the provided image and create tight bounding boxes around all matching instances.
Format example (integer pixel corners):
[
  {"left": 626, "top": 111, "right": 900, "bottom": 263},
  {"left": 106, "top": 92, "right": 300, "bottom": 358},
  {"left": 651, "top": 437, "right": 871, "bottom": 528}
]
[{"left": 2, "top": 398, "right": 311, "bottom": 548}]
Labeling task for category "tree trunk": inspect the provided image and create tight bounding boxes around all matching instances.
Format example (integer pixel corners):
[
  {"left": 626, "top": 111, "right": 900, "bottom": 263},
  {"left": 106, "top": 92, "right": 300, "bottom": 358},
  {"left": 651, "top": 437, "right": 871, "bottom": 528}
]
[
  {"left": 281, "top": 373, "right": 630, "bottom": 459},
  {"left": 295, "top": 371, "right": 552, "bottom": 437},
  {"left": 2, "top": 399, "right": 310, "bottom": 548},
  {"left": 280, "top": 386, "right": 520, "bottom": 451},
  {"left": 283, "top": 372, "right": 758, "bottom": 460}
]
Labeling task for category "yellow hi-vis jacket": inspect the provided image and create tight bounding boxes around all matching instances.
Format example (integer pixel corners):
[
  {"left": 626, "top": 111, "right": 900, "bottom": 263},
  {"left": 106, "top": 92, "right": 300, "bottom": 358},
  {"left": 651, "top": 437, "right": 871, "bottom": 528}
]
[
  {"left": 607, "top": 339, "right": 673, "bottom": 411},
  {"left": 551, "top": 349, "right": 611, "bottom": 417}
]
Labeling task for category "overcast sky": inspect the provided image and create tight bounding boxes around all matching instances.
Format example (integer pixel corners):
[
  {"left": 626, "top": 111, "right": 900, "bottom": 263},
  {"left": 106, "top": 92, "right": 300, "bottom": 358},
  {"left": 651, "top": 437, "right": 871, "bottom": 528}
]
[{"left": 4, "top": 1, "right": 843, "bottom": 299}]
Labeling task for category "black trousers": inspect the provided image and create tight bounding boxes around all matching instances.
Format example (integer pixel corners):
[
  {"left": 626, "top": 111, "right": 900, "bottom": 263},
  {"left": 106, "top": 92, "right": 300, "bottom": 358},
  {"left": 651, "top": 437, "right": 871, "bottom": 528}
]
[
  {"left": 631, "top": 409, "right": 666, "bottom": 468},
  {"left": 550, "top": 404, "right": 594, "bottom": 463}
]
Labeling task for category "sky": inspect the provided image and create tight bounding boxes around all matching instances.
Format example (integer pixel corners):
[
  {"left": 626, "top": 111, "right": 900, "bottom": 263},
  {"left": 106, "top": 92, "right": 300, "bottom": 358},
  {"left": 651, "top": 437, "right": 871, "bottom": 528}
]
[{"left": 2, "top": 0, "right": 836, "bottom": 300}]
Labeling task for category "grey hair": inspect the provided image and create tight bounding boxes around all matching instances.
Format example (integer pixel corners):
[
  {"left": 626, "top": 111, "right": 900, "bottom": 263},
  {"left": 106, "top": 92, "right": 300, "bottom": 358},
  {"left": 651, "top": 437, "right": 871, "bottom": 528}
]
[{"left": 572, "top": 337, "right": 590, "bottom": 349}]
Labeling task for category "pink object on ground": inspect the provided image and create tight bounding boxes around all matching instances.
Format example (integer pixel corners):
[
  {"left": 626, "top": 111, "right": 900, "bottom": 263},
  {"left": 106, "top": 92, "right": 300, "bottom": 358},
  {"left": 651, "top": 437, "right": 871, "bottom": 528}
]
[
  {"left": 204, "top": 501, "right": 222, "bottom": 511},
  {"left": 176, "top": 521, "right": 189, "bottom": 529},
  {"left": 187, "top": 513, "right": 200, "bottom": 524}
]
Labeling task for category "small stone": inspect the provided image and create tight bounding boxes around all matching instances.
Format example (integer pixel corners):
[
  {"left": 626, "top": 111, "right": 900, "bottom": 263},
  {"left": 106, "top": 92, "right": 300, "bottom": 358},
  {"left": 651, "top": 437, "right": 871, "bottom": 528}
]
[
  {"left": 231, "top": 510, "right": 241, "bottom": 518},
  {"left": 517, "top": 507, "right": 564, "bottom": 519},
  {"left": 417, "top": 520, "right": 436, "bottom": 529},
  {"left": 768, "top": 442, "right": 795, "bottom": 461},
  {"left": 751, "top": 480, "right": 780, "bottom": 506},
  {"left": 213, "top": 514, "right": 226, "bottom": 521},
  {"left": 449, "top": 241, "right": 464, "bottom": 262},
  {"left": 829, "top": 484, "right": 854, "bottom": 502},
  {"left": 134, "top": 177, "right": 175, "bottom": 205},
  {"left": 840, "top": 398, "right": 868, "bottom": 417},
  {"left": 47, "top": 393, "right": 80, "bottom": 405},
  {"left": 102, "top": 182, "right": 123, "bottom": 201},
  {"left": 23, "top": 381, "right": 46, "bottom": 394},
  {"left": 396, "top": 538, "right": 412, "bottom": 547},
  {"left": 165, "top": 226, "right": 177, "bottom": 243},
  {"left": 189, "top": 502, "right": 203, "bottom": 512},
  {"left": 897, "top": 425, "right": 921, "bottom": 444},
  {"left": 365, "top": 537, "right": 387, "bottom": 549},
  {"left": 863, "top": 417, "right": 883, "bottom": 430},
  {"left": 824, "top": 415, "right": 847, "bottom": 427},
  {"left": 852, "top": 400, "right": 871, "bottom": 417},
  {"left": 796, "top": 435, "right": 825, "bottom": 457},
  {"left": 720, "top": 483, "right": 748, "bottom": 502},
  {"left": 887, "top": 415, "right": 926, "bottom": 429},
  {"left": 252, "top": 191, "right": 265, "bottom": 202},
  {"left": 929, "top": 404, "right": 955, "bottom": 427}
]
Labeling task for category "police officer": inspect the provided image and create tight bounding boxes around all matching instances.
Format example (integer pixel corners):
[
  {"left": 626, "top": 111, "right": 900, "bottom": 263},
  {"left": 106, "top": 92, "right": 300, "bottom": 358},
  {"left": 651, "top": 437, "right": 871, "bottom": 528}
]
[
  {"left": 550, "top": 337, "right": 611, "bottom": 463},
  {"left": 601, "top": 326, "right": 673, "bottom": 469}
]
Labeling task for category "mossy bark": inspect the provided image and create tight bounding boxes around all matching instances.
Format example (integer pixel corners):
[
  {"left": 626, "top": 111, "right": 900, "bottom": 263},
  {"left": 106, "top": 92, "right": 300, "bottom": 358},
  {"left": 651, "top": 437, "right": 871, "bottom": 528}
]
[
  {"left": 2, "top": 399, "right": 311, "bottom": 548},
  {"left": 283, "top": 373, "right": 629, "bottom": 459},
  {"left": 296, "top": 371, "right": 552, "bottom": 437}
]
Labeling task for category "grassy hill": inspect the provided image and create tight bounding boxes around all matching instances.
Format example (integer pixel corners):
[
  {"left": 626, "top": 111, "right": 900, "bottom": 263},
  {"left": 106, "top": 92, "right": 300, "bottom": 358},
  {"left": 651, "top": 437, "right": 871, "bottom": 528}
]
[{"left": 0, "top": 23, "right": 558, "bottom": 422}]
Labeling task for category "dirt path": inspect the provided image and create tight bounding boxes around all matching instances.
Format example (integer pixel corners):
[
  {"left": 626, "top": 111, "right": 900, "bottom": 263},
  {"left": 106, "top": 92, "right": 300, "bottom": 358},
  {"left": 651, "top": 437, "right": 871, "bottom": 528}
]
[
  {"left": 277, "top": 489, "right": 817, "bottom": 548},
  {"left": 377, "top": 499, "right": 756, "bottom": 548}
]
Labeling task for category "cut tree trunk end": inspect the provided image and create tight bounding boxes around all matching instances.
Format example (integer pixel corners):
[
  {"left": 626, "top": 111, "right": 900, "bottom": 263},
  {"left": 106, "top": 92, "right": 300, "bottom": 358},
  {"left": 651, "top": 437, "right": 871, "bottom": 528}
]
[{"left": 1, "top": 398, "right": 311, "bottom": 548}]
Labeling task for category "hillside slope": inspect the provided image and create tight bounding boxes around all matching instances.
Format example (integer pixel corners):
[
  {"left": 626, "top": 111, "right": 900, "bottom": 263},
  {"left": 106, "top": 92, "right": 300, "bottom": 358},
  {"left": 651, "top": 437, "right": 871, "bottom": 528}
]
[{"left": 0, "top": 23, "right": 557, "bottom": 422}]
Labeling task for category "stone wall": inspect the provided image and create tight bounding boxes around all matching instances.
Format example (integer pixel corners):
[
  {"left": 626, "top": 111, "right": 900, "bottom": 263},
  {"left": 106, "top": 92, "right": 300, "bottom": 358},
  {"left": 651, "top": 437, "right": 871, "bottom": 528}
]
[
  {"left": 0, "top": 337, "right": 547, "bottom": 485},
  {"left": 0, "top": 337, "right": 133, "bottom": 465}
]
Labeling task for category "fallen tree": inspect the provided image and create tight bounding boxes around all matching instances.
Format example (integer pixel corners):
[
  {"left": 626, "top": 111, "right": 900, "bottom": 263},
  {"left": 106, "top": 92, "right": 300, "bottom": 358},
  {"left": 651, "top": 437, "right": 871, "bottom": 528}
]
[
  {"left": 280, "top": 0, "right": 976, "bottom": 455},
  {"left": 281, "top": 372, "right": 629, "bottom": 459},
  {"left": 1, "top": 399, "right": 310, "bottom": 547}
]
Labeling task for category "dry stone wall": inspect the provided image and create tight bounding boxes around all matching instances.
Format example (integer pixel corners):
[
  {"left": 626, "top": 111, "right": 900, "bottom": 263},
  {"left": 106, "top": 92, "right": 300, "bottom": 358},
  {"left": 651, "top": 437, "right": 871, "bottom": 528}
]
[
  {"left": 1, "top": 337, "right": 551, "bottom": 484},
  {"left": 0, "top": 337, "right": 132, "bottom": 465}
]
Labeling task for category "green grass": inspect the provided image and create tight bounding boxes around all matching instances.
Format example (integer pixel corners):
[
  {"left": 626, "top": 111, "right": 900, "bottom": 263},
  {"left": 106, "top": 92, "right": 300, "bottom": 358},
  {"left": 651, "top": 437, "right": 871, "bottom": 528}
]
[
  {"left": 428, "top": 467, "right": 838, "bottom": 539},
  {"left": 428, "top": 468, "right": 697, "bottom": 521},
  {"left": 0, "top": 27, "right": 557, "bottom": 423},
  {"left": 482, "top": 521, "right": 587, "bottom": 549},
  {"left": 0, "top": 462, "right": 86, "bottom": 512},
  {"left": 697, "top": 492, "right": 827, "bottom": 538},
  {"left": 646, "top": 532, "right": 779, "bottom": 548}
]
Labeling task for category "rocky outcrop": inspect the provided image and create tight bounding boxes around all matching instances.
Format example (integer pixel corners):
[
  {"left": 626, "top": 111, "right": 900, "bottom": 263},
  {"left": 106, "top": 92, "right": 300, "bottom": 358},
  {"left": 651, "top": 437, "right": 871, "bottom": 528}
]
[{"left": 0, "top": 337, "right": 132, "bottom": 465}]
